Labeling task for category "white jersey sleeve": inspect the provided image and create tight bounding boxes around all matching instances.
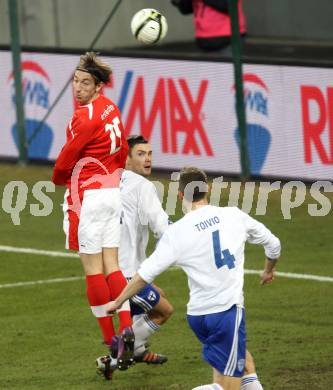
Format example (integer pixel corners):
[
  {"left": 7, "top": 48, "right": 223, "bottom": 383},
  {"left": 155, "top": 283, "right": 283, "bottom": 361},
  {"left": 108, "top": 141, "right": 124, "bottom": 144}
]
[
  {"left": 119, "top": 170, "right": 169, "bottom": 278},
  {"left": 239, "top": 209, "right": 281, "bottom": 259},
  {"left": 138, "top": 229, "right": 177, "bottom": 284},
  {"left": 138, "top": 181, "right": 169, "bottom": 239}
]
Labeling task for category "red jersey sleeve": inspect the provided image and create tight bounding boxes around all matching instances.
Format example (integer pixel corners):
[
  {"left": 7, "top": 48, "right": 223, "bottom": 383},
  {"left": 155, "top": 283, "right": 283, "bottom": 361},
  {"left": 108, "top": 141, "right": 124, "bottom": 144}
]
[{"left": 52, "top": 115, "right": 93, "bottom": 185}]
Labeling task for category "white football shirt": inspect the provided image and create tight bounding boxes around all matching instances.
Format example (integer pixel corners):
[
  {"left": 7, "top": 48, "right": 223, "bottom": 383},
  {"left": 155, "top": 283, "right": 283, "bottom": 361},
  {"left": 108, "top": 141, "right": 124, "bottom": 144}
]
[
  {"left": 138, "top": 205, "right": 281, "bottom": 316},
  {"left": 119, "top": 170, "right": 169, "bottom": 278}
]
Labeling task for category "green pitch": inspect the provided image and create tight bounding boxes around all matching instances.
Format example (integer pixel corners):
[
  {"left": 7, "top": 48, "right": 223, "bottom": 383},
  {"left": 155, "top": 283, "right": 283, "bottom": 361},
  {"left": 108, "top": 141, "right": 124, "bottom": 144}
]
[{"left": 0, "top": 164, "right": 332, "bottom": 390}]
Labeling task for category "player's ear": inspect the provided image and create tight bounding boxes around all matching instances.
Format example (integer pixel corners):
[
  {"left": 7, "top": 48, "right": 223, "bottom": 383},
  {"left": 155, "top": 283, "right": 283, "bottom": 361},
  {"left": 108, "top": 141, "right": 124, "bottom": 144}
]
[
  {"left": 96, "top": 82, "right": 103, "bottom": 93},
  {"left": 125, "top": 155, "right": 131, "bottom": 169},
  {"left": 178, "top": 191, "right": 184, "bottom": 201}
]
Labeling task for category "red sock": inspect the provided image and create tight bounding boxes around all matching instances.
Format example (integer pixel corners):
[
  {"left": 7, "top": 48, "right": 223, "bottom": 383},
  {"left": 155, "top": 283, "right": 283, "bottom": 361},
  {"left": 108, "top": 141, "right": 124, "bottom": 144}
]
[
  {"left": 86, "top": 274, "right": 115, "bottom": 345},
  {"left": 106, "top": 270, "right": 132, "bottom": 333}
]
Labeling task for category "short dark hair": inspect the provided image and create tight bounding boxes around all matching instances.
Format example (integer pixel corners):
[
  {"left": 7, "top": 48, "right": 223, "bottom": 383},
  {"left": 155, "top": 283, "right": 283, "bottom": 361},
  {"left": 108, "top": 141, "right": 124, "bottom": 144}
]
[
  {"left": 76, "top": 52, "right": 111, "bottom": 84},
  {"left": 179, "top": 167, "right": 208, "bottom": 202},
  {"left": 127, "top": 135, "right": 148, "bottom": 155}
]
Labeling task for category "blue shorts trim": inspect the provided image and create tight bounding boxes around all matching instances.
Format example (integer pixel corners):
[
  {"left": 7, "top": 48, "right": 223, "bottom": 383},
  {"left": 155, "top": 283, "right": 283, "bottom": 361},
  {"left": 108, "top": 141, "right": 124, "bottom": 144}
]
[
  {"left": 187, "top": 305, "right": 246, "bottom": 377},
  {"left": 129, "top": 283, "right": 160, "bottom": 316}
]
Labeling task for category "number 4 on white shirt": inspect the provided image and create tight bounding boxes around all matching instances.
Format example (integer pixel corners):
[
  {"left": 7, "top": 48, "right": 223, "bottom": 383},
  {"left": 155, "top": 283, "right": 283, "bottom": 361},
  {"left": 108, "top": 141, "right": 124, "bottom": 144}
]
[{"left": 212, "top": 230, "right": 235, "bottom": 270}]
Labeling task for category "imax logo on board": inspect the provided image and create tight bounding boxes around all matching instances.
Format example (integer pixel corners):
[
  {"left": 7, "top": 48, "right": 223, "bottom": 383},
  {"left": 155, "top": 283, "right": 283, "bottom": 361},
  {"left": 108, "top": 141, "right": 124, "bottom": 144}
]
[{"left": 117, "top": 71, "right": 213, "bottom": 157}]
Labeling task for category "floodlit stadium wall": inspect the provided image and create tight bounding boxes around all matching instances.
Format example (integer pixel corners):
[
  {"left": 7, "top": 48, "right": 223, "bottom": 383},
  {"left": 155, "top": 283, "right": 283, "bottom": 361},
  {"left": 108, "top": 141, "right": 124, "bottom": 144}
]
[{"left": 1, "top": 49, "right": 333, "bottom": 180}]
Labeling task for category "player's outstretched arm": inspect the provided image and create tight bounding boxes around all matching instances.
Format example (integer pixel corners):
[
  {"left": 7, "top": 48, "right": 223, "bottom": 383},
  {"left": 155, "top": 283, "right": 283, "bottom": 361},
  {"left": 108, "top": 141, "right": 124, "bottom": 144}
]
[
  {"left": 260, "top": 257, "right": 278, "bottom": 285},
  {"left": 106, "top": 273, "right": 147, "bottom": 314}
]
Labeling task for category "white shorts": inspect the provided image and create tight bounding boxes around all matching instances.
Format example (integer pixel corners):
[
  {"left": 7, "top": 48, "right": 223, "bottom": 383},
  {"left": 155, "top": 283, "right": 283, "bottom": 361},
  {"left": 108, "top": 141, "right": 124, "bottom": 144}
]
[{"left": 64, "top": 188, "right": 121, "bottom": 254}]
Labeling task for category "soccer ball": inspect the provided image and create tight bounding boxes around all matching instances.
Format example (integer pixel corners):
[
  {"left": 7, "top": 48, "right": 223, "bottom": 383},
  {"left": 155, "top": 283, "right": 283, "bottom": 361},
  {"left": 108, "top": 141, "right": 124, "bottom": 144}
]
[{"left": 131, "top": 8, "right": 168, "bottom": 45}]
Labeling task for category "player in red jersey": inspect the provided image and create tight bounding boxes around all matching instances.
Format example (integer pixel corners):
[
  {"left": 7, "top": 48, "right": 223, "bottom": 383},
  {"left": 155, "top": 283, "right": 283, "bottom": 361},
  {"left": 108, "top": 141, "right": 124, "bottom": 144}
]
[{"left": 52, "top": 52, "right": 134, "bottom": 375}]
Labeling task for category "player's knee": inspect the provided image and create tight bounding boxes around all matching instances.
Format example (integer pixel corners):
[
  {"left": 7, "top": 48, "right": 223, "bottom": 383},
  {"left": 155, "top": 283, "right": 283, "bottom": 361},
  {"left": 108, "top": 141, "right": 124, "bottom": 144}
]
[
  {"left": 150, "top": 299, "right": 174, "bottom": 324},
  {"left": 163, "top": 300, "right": 174, "bottom": 320}
]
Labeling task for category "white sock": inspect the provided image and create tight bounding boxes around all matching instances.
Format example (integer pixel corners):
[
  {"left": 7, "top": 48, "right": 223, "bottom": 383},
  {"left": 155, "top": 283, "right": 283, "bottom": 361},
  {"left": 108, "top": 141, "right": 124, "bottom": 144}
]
[
  {"left": 132, "top": 314, "right": 160, "bottom": 356},
  {"left": 192, "top": 384, "right": 223, "bottom": 390},
  {"left": 241, "top": 373, "right": 264, "bottom": 390},
  {"left": 132, "top": 314, "right": 144, "bottom": 322}
]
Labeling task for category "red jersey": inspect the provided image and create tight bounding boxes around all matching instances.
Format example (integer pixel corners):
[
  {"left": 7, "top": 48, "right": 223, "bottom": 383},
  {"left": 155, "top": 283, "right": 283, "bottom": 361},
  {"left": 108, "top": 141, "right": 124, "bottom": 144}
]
[{"left": 52, "top": 95, "right": 128, "bottom": 190}]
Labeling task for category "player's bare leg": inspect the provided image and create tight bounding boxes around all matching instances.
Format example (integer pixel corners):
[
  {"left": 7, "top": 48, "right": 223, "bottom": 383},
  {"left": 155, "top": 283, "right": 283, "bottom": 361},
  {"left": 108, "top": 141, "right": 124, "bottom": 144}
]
[
  {"left": 147, "top": 295, "right": 174, "bottom": 326},
  {"left": 80, "top": 252, "right": 104, "bottom": 275},
  {"left": 241, "top": 350, "right": 264, "bottom": 390},
  {"left": 102, "top": 247, "right": 120, "bottom": 274},
  {"left": 244, "top": 351, "right": 256, "bottom": 375}
]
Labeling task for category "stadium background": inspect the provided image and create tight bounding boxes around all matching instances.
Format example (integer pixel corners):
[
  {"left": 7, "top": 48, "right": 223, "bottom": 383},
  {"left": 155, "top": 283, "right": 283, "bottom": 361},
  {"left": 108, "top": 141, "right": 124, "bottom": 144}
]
[{"left": 0, "top": 1, "right": 332, "bottom": 389}]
